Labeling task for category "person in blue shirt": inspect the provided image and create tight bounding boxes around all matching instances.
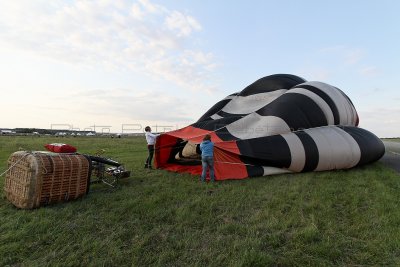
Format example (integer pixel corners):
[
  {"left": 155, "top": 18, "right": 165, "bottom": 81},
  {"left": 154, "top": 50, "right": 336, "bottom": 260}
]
[{"left": 199, "top": 134, "right": 215, "bottom": 182}]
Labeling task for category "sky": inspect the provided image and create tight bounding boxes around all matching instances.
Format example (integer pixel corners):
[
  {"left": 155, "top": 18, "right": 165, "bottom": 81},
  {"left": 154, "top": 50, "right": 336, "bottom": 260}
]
[{"left": 0, "top": 0, "right": 399, "bottom": 137}]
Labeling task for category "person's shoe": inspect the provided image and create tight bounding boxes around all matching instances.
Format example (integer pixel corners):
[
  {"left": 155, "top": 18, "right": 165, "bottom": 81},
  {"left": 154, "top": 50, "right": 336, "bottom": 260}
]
[
  {"left": 148, "top": 166, "right": 153, "bottom": 169},
  {"left": 144, "top": 164, "right": 148, "bottom": 169}
]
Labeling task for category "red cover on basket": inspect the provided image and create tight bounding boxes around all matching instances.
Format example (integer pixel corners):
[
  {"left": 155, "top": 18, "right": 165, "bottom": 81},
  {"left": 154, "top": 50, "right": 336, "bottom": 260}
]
[{"left": 44, "top": 143, "right": 77, "bottom": 153}]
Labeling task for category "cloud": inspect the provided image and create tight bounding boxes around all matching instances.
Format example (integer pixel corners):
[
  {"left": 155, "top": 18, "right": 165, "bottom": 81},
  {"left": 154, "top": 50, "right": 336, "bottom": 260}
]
[
  {"left": 314, "top": 45, "right": 381, "bottom": 80},
  {"left": 0, "top": 85, "right": 201, "bottom": 130},
  {"left": 0, "top": 84, "right": 200, "bottom": 130},
  {"left": 0, "top": 0, "right": 216, "bottom": 91},
  {"left": 137, "top": 0, "right": 166, "bottom": 14},
  {"left": 52, "top": 88, "right": 198, "bottom": 123},
  {"left": 358, "top": 107, "right": 400, "bottom": 138},
  {"left": 297, "top": 68, "right": 330, "bottom": 81},
  {"left": 165, "top": 11, "right": 202, "bottom": 37},
  {"left": 145, "top": 50, "right": 218, "bottom": 91},
  {"left": 359, "top": 66, "right": 379, "bottom": 77},
  {"left": 318, "top": 46, "right": 365, "bottom": 65},
  {"left": 344, "top": 49, "right": 364, "bottom": 65}
]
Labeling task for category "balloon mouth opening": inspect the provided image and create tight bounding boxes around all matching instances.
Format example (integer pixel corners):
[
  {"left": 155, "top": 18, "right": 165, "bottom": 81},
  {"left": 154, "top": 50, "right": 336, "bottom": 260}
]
[{"left": 169, "top": 139, "right": 202, "bottom": 166}]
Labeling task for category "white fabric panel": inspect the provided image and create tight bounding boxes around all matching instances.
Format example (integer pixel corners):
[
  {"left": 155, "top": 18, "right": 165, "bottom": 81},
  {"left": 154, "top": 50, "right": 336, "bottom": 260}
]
[
  {"left": 281, "top": 132, "right": 306, "bottom": 172},
  {"left": 330, "top": 126, "right": 361, "bottom": 167},
  {"left": 338, "top": 89, "right": 358, "bottom": 125},
  {"left": 286, "top": 88, "right": 335, "bottom": 125},
  {"left": 305, "top": 126, "right": 361, "bottom": 171},
  {"left": 262, "top": 166, "right": 292, "bottom": 176},
  {"left": 298, "top": 82, "right": 357, "bottom": 126},
  {"left": 182, "top": 142, "right": 199, "bottom": 158},
  {"left": 207, "top": 95, "right": 236, "bottom": 119},
  {"left": 222, "top": 89, "right": 287, "bottom": 114},
  {"left": 226, "top": 113, "right": 291, "bottom": 140},
  {"left": 210, "top": 114, "right": 223, "bottom": 120}
]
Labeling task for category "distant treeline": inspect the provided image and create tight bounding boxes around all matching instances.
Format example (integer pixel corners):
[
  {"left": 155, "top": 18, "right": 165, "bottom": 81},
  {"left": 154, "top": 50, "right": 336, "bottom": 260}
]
[{"left": 1, "top": 128, "right": 94, "bottom": 135}]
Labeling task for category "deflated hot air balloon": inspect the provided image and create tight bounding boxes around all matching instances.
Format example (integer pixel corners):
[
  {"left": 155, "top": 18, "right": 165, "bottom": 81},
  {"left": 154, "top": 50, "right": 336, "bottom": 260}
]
[{"left": 154, "top": 74, "right": 385, "bottom": 180}]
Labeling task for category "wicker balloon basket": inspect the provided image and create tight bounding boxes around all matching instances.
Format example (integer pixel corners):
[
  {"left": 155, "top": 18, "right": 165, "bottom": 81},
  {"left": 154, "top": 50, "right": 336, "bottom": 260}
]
[{"left": 4, "top": 151, "right": 90, "bottom": 209}]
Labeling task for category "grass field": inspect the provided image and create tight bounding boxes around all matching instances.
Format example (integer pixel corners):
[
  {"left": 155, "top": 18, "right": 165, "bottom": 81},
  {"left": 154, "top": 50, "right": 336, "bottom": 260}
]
[{"left": 1, "top": 136, "right": 400, "bottom": 266}]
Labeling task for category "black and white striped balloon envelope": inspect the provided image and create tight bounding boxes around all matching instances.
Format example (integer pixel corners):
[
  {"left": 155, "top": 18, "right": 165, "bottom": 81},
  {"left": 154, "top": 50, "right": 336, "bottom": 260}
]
[{"left": 155, "top": 74, "right": 385, "bottom": 180}]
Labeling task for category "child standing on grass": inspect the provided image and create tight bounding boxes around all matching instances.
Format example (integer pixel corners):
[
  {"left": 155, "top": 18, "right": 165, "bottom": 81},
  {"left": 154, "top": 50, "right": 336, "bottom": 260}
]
[
  {"left": 144, "top": 126, "right": 159, "bottom": 169},
  {"left": 199, "top": 134, "right": 215, "bottom": 182}
]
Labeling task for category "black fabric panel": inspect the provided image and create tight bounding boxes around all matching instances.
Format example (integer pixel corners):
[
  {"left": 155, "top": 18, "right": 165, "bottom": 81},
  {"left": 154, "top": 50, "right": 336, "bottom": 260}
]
[
  {"left": 293, "top": 84, "right": 340, "bottom": 125},
  {"left": 196, "top": 144, "right": 201, "bottom": 154},
  {"left": 295, "top": 131, "right": 319, "bottom": 172},
  {"left": 340, "top": 126, "right": 385, "bottom": 166},
  {"left": 256, "top": 93, "right": 328, "bottom": 130},
  {"left": 197, "top": 98, "right": 232, "bottom": 122},
  {"left": 237, "top": 135, "right": 291, "bottom": 168},
  {"left": 245, "top": 165, "right": 264, "bottom": 177},
  {"left": 216, "top": 110, "right": 248, "bottom": 118},
  {"left": 239, "top": 74, "right": 306, "bottom": 96},
  {"left": 192, "top": 116, "right": 242, "bottom": 131},
  {"left": 173, "top": 160, "right": 201, "bottom": 166},
  {"left": 215, "top": 127, "right": 238, "bottom": 141}
]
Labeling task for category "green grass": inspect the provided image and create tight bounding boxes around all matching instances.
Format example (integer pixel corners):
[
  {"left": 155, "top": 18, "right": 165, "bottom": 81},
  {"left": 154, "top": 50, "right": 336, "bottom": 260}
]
[
  {"left": 1, "top": 136, "right": 400, "bottom": 266},
  {"left": 383, "top": 138, "right": 400, "bottom": 142}
]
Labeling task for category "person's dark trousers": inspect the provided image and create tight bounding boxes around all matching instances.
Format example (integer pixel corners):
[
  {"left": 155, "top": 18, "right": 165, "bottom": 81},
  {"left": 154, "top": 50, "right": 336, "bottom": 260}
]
[{"left": 145, "top": 144, "right": 155, "bottom": 168}]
